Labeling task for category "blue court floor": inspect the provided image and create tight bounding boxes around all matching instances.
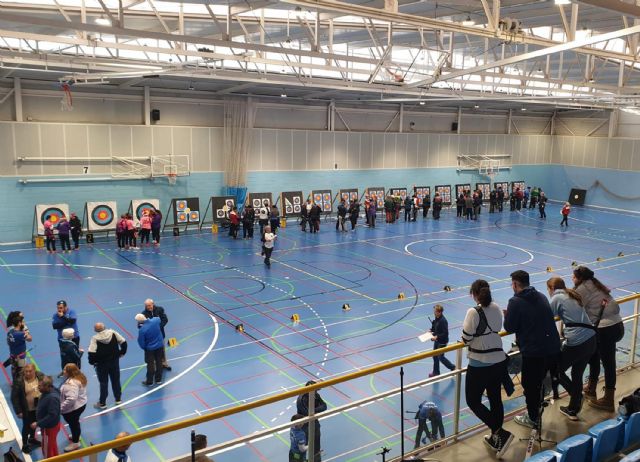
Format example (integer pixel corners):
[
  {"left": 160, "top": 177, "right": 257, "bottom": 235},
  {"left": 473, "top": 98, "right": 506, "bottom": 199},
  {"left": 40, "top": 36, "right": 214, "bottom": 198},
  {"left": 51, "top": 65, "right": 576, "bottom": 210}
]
[{"left": 1, "top": 202, "right": 639, "bottom": 462}]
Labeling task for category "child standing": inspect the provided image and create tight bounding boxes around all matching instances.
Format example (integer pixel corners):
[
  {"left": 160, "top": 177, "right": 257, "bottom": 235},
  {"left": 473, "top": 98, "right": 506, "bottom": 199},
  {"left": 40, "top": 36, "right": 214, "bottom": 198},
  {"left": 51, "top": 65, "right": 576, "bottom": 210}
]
[
  {"left": 44, "top": 216, "right": 56, "bottom": 253},
  {"left": 289, "top": 414, "right": 308, "bottom": 462},
  {"left": 561, "top": 202, "right": 571, "bottom": 227},
  {"left": 262, "top": 226, "right": 276, "bottom": 268}
]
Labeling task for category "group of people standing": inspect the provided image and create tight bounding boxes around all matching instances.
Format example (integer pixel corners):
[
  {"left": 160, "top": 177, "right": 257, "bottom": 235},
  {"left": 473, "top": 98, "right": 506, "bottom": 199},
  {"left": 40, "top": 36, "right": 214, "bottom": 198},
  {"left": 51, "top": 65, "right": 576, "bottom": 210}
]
[
  {"left": 421, "top": 266, "right": 624, "bottom": 457},
  {"left": 42, "top": 213, "right": 82, "bottom": 253},
  {"left": 5, "top": 298, "right": 171, "bottom": 460},
  {"left": 116, "top": 209, "right": 163, "bottom": 250}
]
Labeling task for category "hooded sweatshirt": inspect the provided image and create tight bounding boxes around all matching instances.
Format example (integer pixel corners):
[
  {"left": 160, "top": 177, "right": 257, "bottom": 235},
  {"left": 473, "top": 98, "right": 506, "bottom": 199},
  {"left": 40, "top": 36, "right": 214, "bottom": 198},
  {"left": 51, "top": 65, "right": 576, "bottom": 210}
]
[
  {"left": 36, "top": 387, "right": 61, "bottom": 429},
  {"left": 88, "top": 328, "right": 128, "bottom": 365},
  {"left": 504, "top": 286, "right": 561, "bottom": 357}
]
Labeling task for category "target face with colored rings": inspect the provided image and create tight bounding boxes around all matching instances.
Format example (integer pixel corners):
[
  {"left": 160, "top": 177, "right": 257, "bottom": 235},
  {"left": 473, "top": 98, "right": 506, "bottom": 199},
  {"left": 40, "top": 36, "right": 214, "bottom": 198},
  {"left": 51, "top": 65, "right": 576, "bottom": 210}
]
[
  {"left": 91, "top": 205, "right": 115, "bottom": 226},
  {"left": 176, "top": 200, "right": 187, "bottom": 211},
  {"left": 189, "top": 211, "right": 200, "bottom": 222},
  {"left": 40, "top": 207, "right": 65, "bottom": 225},
  {"left": 136, "top": 202, "right": 156, "bottom": 220},
  {"left": 177, "top": 212, "right": 188, "bottom": 223}
]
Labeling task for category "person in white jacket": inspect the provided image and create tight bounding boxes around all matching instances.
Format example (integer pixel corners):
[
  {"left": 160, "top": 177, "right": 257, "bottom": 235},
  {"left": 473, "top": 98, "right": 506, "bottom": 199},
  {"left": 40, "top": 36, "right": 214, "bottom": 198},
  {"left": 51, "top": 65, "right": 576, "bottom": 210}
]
[{"left": 59, "top": 363, "right": 88, "bottom": 452}]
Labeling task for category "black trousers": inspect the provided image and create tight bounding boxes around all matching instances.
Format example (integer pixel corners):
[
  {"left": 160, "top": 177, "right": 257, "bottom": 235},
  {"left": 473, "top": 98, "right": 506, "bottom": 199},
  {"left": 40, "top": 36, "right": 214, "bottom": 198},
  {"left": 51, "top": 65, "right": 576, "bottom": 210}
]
[
  {"left": 243, "top": 222, "right": 254, "bottom": 238},
  {"left": 466, "top": 360, "right": 506, "bottom": 434},
  {"left": 152, "top": 227, "right": 161, "bottom": 244},
  {"left": 423, "top": 206, "right": 429, "bottom": 218},
  {"left": 46, "top": 237, "right": 56, "bottom": 251},
  {"left": 561, "top": 215, "right": 568, "bottom": 226},
  {"left": 588, "top": 322, "right": 624, "bottom": 389},
  {"left": 555, "top": 335, "right": 597, "bottom": 410},
  {"left": 21, "top": 409, "right": 37, "bottom": 444},
  {"left": 336, "top": 216, "right": 345, "bottom": 231},
  {"left": 414, "top": 419, "right": 429, "bottom": 448},
  {"left": 145, "top": 348, "right": 163, "bottom": 383},
  {"left": 456, "top": 206, "right": 463, "bottom": 217},
  {"left": 263, "top": 246, "right": 273, "bottom": 265},
  {"left": 539, "top": 207, "right": 546, "bottom": 218},
  {"left": 96, "top": 358, "right": 122, "bottom": 405},
  {"left": 404, "top": 208, "right": 411, "bottom": 221},
  {"left": 521, "top": 355, "right": 555, "bottom": 422},
  {"left": 62, "top": 404, "right": 86, "bottom": 443},
  {"left": 127, "top": 230, "right": 136, "bottom": 247},
  {"left": 350, "top": 216, "right": 357, "bottom": 229},
  {"left": 140, "top": 228, "right": 150, "bottom": 244},
  {"left": 59, "top": 234, "right": 71, "bottom": 251},
  {"left": 71, "top": 230, "right": 80, "bottom": 249}
]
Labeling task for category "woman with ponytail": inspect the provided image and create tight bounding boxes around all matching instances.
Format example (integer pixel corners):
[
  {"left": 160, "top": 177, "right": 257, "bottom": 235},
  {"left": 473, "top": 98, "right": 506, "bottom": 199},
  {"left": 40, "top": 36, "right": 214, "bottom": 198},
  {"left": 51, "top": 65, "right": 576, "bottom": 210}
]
[
  {"left": 573, "top": 266, "right": 624, "bottom": 411},
  {"left": 461, "top": 280, "right": 513, "bottom": 458},
  {"left": 546, "top": 277, "right": 597, "bottom": 420}
]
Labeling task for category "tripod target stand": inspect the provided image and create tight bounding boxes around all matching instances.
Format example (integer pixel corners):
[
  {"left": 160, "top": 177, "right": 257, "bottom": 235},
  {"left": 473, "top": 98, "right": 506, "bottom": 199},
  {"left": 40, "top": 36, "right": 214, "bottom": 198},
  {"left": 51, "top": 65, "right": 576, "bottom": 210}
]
[{"left": 520, "top": 386, "right": 557, "bottom": 458}]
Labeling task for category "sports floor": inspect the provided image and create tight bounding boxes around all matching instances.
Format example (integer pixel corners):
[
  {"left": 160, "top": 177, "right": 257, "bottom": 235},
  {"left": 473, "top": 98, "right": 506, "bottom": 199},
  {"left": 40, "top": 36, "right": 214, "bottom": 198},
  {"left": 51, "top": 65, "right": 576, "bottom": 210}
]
[{"left": 1, "top": 201, "right": 640, "bottom": 462}]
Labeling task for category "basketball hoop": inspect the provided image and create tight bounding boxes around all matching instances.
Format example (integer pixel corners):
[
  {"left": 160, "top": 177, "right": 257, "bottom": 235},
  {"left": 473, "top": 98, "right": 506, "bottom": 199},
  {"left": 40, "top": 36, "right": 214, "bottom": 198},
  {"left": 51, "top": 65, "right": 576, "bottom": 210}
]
[{"left": 167, "top": 173, "right": 177, "bottom": 185}]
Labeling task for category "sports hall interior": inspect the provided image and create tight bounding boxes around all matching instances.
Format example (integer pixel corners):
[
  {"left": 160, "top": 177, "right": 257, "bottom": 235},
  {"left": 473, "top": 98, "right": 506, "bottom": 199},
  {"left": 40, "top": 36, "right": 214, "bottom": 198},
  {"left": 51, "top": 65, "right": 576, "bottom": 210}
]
[{"left": 1, "top": 0, "right": 640, "bottom": 461}]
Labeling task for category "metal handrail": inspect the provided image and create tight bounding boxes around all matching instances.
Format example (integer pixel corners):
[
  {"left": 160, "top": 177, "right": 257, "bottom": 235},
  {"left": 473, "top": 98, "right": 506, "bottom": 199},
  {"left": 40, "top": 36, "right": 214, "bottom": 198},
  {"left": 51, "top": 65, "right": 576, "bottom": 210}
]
[{"left": 42, "top": 292, "right": 640, "bottom": 461}]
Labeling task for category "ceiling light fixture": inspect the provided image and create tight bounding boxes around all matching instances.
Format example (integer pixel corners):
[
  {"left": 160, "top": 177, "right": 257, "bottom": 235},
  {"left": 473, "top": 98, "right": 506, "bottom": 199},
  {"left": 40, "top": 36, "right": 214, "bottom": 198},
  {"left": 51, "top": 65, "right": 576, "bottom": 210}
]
[
  {"left": 473, "top": 104, "right": 480, "bottom": 109},
  {"left": 520, "top": 106, "right": 527, "bottom": 112},
  {"left": 95, "top": 16, "right": 111, "bottom": 26},
  {"left": 554, "top": 0, "right": 571, "bottom": 5},
  {"left": 462, "top": 16, "right": 475, "bottom": 26},
  {"left": 419, "top": 101, "right": 426, "bottom": 106},
  {"left": 280, "top": 92, "right": 287, "bottom": 98}
]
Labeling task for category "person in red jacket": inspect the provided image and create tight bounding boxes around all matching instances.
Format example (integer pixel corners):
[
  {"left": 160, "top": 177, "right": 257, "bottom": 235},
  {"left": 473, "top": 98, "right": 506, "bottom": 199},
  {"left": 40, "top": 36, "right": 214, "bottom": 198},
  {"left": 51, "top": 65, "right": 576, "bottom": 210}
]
[
  {"left": 561, "top": 202, "right": 571, "bottom": 227},
  {"left": 229, "top": 207, "right": 240, "bottom": 239}
]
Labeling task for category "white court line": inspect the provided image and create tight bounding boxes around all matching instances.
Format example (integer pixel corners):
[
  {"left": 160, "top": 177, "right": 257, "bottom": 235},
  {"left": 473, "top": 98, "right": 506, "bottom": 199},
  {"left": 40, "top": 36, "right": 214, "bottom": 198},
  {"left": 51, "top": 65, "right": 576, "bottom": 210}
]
[
  {"left": 0, "top": 263, "right": 220, "bottom": 418},
  {"left": 204, "top": 285, "right": 218, "bottom": 294}
]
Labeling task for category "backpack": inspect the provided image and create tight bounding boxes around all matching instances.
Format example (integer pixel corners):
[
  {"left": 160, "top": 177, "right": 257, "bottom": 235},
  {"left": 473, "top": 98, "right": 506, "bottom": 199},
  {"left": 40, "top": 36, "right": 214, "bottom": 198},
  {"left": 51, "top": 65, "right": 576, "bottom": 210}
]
[
  {"left": 468, "top": 306, "right": 503, "bottom": 355},
  {"left": 619, "top": 388, "right": 640, "bottom": 418},
  {"left": 4, "top": 447, "right": 24, "bottom": 462}
]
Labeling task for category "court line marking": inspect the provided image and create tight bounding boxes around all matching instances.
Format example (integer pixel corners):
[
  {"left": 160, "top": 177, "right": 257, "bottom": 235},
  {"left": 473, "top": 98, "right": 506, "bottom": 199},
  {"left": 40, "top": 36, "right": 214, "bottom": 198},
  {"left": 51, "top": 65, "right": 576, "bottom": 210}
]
[
  {"left": 404, "top": 238, "right": 534, "bottom": 268},
  {"left": 0, "top": 263, "right": 220, "bottom": 417}
]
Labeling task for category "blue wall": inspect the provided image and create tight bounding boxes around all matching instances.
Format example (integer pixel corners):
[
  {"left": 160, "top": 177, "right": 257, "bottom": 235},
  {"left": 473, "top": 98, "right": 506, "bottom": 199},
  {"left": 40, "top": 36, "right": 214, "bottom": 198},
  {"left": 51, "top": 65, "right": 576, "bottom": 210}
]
[{"left": 3, "top": 163, "right": 629, "bottom": 243}]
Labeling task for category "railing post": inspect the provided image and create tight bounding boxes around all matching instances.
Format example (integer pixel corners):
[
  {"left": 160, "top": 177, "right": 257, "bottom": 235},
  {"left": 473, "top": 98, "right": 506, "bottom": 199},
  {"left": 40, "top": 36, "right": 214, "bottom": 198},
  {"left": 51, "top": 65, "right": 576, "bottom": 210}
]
[
  {"left": 630, "top": 298, "right": 639, "bottom": 366},
  {"left": 453, "top": 348, "right": 463, "bottom": 439},
  {"left": 307, "top": 391, "right": 316, "bottom": 462},
  {"left": 89, "top": 453, "right": 99, "bottom": 462}
]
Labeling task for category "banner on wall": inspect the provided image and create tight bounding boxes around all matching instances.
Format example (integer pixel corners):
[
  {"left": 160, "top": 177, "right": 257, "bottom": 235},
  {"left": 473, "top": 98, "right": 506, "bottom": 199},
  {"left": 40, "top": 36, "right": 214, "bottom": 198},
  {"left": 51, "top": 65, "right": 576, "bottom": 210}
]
[
  {"left": 33, "top": 203, "right": 70, "bottom": 236},
  {"left": 339, "top": 189, "right": 358, "bottom": 206},
  {"left": 200, "top": 196, "right": 235, "bottom": 229},
  {"left": 511, "top": 181, "right": 525, "bottom": 193},
  {"left": 434, "top": 185, "right": 452, "bottom": 205},
  {"left": 311, "top": 190, "right": 333, "bottom": 213},
  {"left": 455, "top": 184, "right": 471, "bottom": 198},
  {"left": 129, "top": 199, "right": 160, "bottom": 227},
  {"left": 248, "top": 192, "right": 273, "bottom": 211},
  {"left": 365, "top": 187, "right": 385, "bottom": 209},
  {"left": 281, "top": 191, "right": 304, "bottom": 217},
  {"left": 85, "top": 201, "right": 118, "bottom": 231},
  {"left": 414, "top": 186, "right": 430, "bottom": 206},
  {"left": 476, "top": 183, "right": 491, "bottom": 202}
]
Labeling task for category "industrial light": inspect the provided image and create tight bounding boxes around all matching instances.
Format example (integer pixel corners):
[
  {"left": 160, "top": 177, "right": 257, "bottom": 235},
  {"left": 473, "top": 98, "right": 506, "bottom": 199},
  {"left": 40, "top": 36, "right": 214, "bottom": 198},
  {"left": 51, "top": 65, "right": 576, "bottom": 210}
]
[
  {"left": 462, "top": 16, "right": 475, "bottom": 26},
  {"left": 419, "top": 101, "right": 426, "bottom": 106},
  {"left": 520, "top": 106, "right": 527, "bottom": 112},
  {"left": 473, "top": 104, "right": 480, "bottom": 109},
  {"left": 95, "top": 16, "right": 111, "bottom": 26},
  {"left": 554, "top": 0, "right": 571, "bottom": 5},
  {"left": 280, "top": 93, "right": 287, "bottom": 98}
]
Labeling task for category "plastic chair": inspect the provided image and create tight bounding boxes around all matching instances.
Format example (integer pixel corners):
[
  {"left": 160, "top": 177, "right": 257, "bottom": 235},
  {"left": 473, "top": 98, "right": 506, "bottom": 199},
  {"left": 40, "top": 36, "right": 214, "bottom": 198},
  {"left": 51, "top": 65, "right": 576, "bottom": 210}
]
[
  {"left": 526, "top": 449, "right": 559, "bottom": 462},
  {"left": 589, "top": 418, "right": 626, "bottom": 462},
  {"left": 624, "top": 413, "right": 640, "bottom": 449},
  {"left": 620, "top": 448, "right": 640, "bottom": 462},
  {"left": 556, "top": 434, "right": 593, "bottom": 462}
]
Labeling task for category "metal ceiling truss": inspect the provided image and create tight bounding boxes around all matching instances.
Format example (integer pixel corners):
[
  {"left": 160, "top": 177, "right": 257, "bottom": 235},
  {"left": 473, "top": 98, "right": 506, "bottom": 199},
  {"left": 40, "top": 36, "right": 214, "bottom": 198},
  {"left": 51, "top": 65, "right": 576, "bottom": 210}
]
[{"left": 1, "top": 0, "right": 640, "bottom": 108}]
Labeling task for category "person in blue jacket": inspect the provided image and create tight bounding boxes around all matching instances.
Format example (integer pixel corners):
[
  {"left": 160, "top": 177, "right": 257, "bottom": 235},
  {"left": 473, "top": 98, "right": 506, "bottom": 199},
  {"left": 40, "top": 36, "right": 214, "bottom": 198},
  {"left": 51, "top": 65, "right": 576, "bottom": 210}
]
[
  {"left": 414, "top": 401, "right": 444, "bottom": 448},
  {"left": 430, "top": 305, "right": 455, "bottom": 377},
  {"left": 31, "top": 376, "right": 61, "bottom": 458},
  {"left": 135, "top": 314, "right": 164, "bottom": 386},
  {"left": 289, "top": 414, "right": 308, "bottom": 461},
  {"left": 504, "top": 270, "right": 561, "bottom": 429},
  {"left": 52, "top": 300, "right": 80, "bottom": 376}
]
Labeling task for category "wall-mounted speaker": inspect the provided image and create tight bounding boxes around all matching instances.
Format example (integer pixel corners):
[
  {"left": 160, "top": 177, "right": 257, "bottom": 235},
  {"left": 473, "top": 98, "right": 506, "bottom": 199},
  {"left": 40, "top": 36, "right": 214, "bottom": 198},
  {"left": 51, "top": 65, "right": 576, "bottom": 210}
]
[
  {"left": 151, "top": 109, "right": 160, "bottom": 121},
  {"left": 568, "top": 188, "right": 587, "bottom": 206}
]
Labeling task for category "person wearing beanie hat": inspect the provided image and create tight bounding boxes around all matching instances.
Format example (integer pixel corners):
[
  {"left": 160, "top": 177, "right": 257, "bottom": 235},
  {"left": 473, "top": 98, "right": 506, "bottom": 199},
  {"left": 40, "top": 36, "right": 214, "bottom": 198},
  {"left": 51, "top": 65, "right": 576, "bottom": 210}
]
[
  {"left": 136, "top": 314, "right": 164, "bottom": 386},
  {"left": 58, "top": 328, "right": 83, "bottom": 376}
]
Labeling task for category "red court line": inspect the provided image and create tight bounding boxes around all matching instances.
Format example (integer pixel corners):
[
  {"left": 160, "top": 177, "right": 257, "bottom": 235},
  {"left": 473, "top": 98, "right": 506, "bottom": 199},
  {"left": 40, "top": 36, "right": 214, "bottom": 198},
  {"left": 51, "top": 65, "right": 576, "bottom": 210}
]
[{"left": 87, "top": 295, "right": 134, "bottom": 340}]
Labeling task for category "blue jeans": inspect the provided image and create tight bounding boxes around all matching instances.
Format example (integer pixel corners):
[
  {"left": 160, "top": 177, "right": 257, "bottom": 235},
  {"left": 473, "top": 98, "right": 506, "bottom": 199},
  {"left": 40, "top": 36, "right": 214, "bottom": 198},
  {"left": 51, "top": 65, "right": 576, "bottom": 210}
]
[{"left": 433, "top": 342, "right": 455, "bottom": 374}]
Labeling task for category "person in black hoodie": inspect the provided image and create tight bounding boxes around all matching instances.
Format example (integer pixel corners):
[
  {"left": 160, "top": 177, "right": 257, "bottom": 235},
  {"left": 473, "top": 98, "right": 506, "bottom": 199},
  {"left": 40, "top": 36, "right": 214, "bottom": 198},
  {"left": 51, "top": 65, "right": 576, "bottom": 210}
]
[
  {"left": 31, "top": 375, "right": 61, "bottom": 458},
  {"left": 69, "top": 213, "right": 82, "bottom": 250},
  {"left": 309, "top": 203, "right": 322, "bottom": 233},
  {"left": 336, "top": 199, "right": 347, "bottom": 232},
  {"left": 504, "top": 270, "right": 561, "bottom": 429},
  {"left": 497, "top": 187, "right": 505, "bottom": 212},
  {"left": 242, "top": 204, "right": 255, "bottom": 239},
  {"left": 348, "top": 200, "right": 360, "bottom": 231},
  {"left": 296, "top": 380, "right": 327, "bottom": 462},
  {"left": 88, "top": 322, "right": 128, "bottom": 409},
  {"left": 429, "top": 305, "right": 455, "bottom": 377}
]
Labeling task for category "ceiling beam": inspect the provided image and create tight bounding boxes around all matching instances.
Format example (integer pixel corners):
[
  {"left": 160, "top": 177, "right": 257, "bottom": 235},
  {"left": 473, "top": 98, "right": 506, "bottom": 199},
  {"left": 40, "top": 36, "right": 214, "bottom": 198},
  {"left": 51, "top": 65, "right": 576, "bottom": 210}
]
[
  {"left": 216, "top": 82, "right": 255, "bottom": 94},
  {"left": 577, "top": 0, "right": 640, "bottom": 17},
  {"left": 409, "top": 22, "right": 640, "bottom": 88}
]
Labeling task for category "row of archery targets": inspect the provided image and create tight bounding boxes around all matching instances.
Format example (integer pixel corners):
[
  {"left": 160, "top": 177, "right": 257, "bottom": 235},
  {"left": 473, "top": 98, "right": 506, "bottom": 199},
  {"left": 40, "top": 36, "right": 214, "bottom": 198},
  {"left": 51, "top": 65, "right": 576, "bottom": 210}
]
[{"left": 31, "top": 180, "right": 526, "bottom": 240}]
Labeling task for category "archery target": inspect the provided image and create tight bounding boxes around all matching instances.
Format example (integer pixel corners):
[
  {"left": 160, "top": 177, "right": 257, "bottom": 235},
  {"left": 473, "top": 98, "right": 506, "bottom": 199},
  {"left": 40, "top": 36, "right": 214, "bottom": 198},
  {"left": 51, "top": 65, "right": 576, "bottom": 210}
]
[
  {"left": 216, "top": 210, "right": 225, "bottom": 219},
  {"left": 225, "top": 199, "right": 234, "bottom": 208},
  {"left": 252, "top": 198, "right": 261, "bottom": 208},
  {"left": 130, "top": 199, "right": 160, "bottom": 227},
  {"left": 176, "top": 200, "right": 187, "bottom": 212},
  {"left": 294, "top": 205, "right": 301, "bottom": 213},
  {"left": 281, "top": 191, "right": 303, "bottom": 217},
  {"left": 293, "top": 197, "right": 300, "bottom": 205},
  {"left": 314, "top": 194, "right": 322, "bottom": 203},
  {"left": 86, "top": 201, "right": 117, "bottom": 231},
  {"left": 189, "top": 211, "right": 200, "bottom": 223},
  {"left": 36, "top": 203, "right": 70, "bottom": 235},
  {"left": 323, "top": 193, "right": 330, "bottom": 201},
  {"left": 177, "top": 212, "right": 188, "bottom": 223},
  {"left": 285, "top": 198, "right": 293, "bottom": 215},
  {"left": 172, "top": 197, "right": 200, "bottom": 226},
  {"left": 262, "top": 198, "right": 271, "bottom": 207}
]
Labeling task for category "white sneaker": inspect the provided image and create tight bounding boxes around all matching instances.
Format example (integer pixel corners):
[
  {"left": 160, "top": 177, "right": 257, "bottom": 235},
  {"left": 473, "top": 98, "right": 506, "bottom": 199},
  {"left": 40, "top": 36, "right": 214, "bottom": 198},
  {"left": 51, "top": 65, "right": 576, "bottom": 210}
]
[
  {"left": 64, "top": 443, "right": 80, "bottom": 452},
  {"left": 514, "top": 414, "right": 536, "bottom": 429}
]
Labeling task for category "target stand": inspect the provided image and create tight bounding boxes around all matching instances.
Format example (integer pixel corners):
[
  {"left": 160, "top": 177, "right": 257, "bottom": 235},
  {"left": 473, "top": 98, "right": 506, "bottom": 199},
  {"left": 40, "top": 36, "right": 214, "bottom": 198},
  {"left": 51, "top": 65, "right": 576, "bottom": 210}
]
[
  {"left": 82, "top": 201, "right": 118, "bottom": 241},
  {"left": 32, "top": 203, "right": 70, "bottom": 243},
  {"left": 163, "top": 197, "right": 201, "bottom": 235},
  {"left": 200, "top": 196, "right": 235, "bottom": 230}
]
